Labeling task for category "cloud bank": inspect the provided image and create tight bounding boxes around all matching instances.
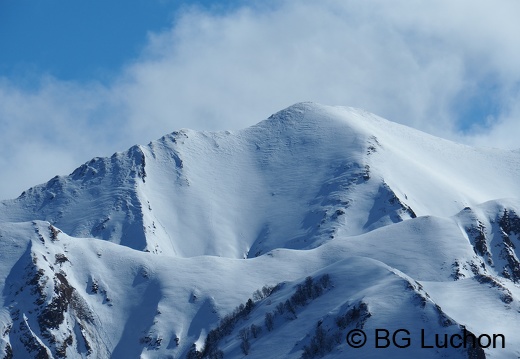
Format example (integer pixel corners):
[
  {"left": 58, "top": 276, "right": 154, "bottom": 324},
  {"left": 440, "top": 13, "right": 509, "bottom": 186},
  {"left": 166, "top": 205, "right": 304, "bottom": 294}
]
[{"left": 1, "top": 0, "right": 520, "bottom": 200}]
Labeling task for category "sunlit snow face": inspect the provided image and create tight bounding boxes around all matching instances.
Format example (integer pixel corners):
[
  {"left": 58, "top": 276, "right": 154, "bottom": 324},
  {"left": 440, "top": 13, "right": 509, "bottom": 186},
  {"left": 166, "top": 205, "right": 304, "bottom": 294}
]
[
  {"left": 1, "top": 0, "right": 520, "bottom": 200},
  {"left": 1, "top": 98, "right": 520, "bottom": 358}
]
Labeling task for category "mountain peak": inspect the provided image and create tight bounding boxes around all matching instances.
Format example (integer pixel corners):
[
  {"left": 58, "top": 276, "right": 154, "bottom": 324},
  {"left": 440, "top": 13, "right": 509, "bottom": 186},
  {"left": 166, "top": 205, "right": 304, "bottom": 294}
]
[
  {"left": 2, "top": 103, "right": 520, "bottom": 358},
  {"left": 1, "top": 103, "right": 519, "bottom": 258},
  {"left": 260, "top": 102, "right": 370, "bottom": 130}
]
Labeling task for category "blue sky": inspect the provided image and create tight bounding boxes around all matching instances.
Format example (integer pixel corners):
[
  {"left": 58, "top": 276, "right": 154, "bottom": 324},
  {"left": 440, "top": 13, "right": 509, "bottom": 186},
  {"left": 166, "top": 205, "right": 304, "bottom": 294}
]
[
  {"left": 1, "top": 0, "right": 520, "bottom": 200},
  {"left": 0, "top": 0, "right": 244, "bottom": 82}
]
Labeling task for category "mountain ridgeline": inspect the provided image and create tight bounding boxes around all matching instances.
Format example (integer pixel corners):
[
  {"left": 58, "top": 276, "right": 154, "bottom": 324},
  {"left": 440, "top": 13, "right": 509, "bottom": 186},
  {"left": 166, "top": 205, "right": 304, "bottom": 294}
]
[{"left": 1, "top": 103, "right": 519, "bottom": 358}]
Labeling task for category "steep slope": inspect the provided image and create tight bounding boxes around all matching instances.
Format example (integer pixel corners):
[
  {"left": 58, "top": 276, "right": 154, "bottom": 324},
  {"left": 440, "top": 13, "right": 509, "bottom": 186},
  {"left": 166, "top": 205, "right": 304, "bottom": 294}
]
[
  {"left": 1, "top": 102, "right": 520, "bottom": 358},
  {"left": 3, "top": 219, "right": 513, "bottom": 359},
  {"left": 1, "top": 103, "right": 519, "bottom": 258}
]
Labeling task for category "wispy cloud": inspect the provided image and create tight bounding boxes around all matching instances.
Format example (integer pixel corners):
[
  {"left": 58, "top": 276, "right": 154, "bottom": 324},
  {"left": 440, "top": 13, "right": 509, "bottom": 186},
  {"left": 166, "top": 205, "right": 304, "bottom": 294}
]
[{"left": 1, "top": 0, "right": 519, "bottom": 200}]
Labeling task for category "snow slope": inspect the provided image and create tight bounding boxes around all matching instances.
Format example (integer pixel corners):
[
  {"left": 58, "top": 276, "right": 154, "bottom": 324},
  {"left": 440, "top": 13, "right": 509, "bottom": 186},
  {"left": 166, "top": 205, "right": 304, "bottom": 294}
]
[
  {"left": 2, "top": 103, "right": 519, "bottom": 258},
  {"left": 1, "top": 102, "right": 520, "bottom": 358}
]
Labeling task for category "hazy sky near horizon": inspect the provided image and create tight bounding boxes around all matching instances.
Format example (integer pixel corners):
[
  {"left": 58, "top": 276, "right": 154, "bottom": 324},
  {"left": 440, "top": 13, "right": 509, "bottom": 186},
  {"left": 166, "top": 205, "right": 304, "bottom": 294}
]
[{"left": 1, "top": 0, "right": 520, "bottom": 200}]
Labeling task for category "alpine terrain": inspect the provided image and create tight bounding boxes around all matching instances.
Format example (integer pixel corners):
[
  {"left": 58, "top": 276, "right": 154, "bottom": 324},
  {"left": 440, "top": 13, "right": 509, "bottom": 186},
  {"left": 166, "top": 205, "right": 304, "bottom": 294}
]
[{"left": 1, "top": 102, "right": 520, "bottom": 358}]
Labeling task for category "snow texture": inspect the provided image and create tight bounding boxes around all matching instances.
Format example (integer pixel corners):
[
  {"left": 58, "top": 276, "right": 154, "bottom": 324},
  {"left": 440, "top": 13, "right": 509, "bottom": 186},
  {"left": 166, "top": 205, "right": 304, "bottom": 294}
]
[{"left": 1, "top": 102, "right": 519, "bottom": 358}]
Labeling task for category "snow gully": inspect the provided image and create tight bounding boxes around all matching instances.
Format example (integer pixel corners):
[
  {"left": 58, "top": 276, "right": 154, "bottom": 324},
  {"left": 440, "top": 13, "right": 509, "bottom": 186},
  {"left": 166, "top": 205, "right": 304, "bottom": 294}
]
[{"left": 421, "top": 329, "right": 505, "bottom": 349}]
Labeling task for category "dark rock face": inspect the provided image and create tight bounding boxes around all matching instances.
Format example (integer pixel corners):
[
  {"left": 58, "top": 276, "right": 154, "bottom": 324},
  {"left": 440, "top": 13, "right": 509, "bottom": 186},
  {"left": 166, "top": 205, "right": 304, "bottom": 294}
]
[
  {"left": 467, "top": 221, "right": 491, "bottom": 263},
  {"left": 499, "top": 209, "right": 520, "bottom": 236},
  {"left": 461, "top": 207, "right": 520, "bottom": 283},
  {"left": 3, "top": 239, "right": 95, "bottom": 359},
  {"left": 497, "top": 209, "right": 520, "bottom": 282},
  {"left": 38, "top": 273, "right": 73, "bottom": 332}
]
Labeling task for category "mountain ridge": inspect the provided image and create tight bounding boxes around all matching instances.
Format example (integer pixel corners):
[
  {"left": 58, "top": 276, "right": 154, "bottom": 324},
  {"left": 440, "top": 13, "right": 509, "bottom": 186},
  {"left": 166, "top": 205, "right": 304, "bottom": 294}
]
[
  {"left": 1, "top": 102, "right": 519, "bottom": 358},
  {"left": 2, "top": 102, "right": 519, "bottom": 258}
]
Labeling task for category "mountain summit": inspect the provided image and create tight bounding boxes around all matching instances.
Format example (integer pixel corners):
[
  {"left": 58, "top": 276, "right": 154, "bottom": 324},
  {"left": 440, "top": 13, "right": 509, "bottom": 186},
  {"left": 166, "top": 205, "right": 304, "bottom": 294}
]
[
  {"left": 2, "top": 102, "right": 518, "bottom": 258},
  {"left": 1, "top": 103, "right": 519, "bottom": 358}
]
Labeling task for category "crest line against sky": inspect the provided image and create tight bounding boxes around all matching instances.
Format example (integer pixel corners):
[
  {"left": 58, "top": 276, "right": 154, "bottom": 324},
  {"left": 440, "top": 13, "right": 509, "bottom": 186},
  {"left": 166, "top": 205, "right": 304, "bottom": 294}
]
[{"left": 1, "top": 0, "right": 520, "bottom": 200}]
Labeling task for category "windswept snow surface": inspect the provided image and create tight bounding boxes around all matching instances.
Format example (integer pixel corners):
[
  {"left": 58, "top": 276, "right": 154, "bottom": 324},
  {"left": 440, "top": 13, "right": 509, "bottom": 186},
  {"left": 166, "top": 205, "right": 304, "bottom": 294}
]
[{"left": 1, "top": 102, "right": 520, "bottom": 358}]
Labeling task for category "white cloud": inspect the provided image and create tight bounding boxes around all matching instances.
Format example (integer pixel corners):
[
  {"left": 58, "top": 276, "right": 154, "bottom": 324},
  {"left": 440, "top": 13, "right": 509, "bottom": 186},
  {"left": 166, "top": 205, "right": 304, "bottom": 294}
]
[
  {"left": 0, "top": 76, "right": 125, "bottom": 199},
  {"left": 1, "top": 0, "right": 520, "bottom": 200}
]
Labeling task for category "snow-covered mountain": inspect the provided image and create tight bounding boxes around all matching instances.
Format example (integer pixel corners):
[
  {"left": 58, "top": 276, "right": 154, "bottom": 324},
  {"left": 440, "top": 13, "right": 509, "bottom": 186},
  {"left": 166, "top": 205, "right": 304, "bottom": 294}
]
[{"left": 1, "top": 102, "right": 519, "bottom": 358}]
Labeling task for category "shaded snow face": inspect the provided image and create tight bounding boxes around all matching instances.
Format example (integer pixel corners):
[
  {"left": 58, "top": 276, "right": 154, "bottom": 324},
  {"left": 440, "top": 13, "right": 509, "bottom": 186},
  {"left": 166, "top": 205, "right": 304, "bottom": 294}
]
[{"left": 1, "top": 103, "right": 520, "bottom": 358}]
